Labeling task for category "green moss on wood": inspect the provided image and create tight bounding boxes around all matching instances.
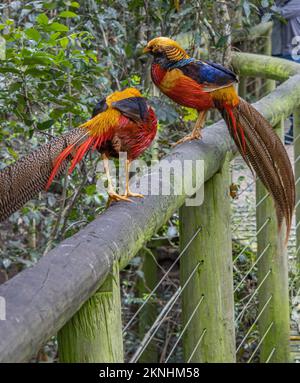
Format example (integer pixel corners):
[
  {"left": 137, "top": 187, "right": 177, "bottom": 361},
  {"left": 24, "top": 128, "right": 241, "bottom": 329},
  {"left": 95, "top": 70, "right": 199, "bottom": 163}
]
[
  {"left": 57, "top": 263, "right": 123, "bottom": 363},
  {"left": 232, "top": 52, "right": 300, "bottom": 81},
  {"left": 180, "top": 154, "right": 235, "bottom": 362},
  {"left": 137, "top": 248, "right": 158, "bottom": 362},
  {"left": 295, "top": 109, "right": 300, "bottom": 267},
  {"left": 256, "top": 119, "right": 290, "bottom": 363}
]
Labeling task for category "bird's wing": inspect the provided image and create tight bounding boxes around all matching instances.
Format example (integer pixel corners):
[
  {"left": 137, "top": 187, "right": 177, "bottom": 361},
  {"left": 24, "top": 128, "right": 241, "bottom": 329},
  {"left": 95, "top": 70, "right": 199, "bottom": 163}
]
[
  {"left": 180, "top": 59, "right": 238, "bottom": 92},
  {"left": 111, "top": 97, "right": 149, "bottom": 123}
]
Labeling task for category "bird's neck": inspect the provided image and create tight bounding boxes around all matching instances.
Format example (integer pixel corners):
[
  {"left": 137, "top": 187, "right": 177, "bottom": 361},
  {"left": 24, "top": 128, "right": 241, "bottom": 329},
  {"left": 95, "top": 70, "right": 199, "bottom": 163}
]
[
  {"left": 153, "top": 55, "right": 196, "bottom": 70},
  {"left": 151, "top": 62, "right": 167, "bottom": 86},
  {"left": 164, "top": 57, "right": 196, "bottom": 69}
]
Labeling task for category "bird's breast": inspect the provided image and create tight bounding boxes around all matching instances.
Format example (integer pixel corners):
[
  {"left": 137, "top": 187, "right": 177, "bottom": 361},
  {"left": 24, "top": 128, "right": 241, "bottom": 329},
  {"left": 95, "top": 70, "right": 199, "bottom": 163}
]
[
  {"left": 151, "top": 63, "right": 167, "bottom": 87},
  {"left": 152, "top": 66, "right": 213, "bottom": 110}
]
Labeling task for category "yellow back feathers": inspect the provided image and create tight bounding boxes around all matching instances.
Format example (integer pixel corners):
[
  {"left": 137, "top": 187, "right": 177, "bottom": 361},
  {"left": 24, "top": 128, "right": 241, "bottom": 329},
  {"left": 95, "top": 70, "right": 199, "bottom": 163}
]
[
  {"left": 211, "top": 86, "right": 240, "bottom": 107},
  {"left": 81, "top": 88, "right": 142, "bottom": 136},
  {"left": 105, "top": 88, "right": 142, "bottom": 106}
]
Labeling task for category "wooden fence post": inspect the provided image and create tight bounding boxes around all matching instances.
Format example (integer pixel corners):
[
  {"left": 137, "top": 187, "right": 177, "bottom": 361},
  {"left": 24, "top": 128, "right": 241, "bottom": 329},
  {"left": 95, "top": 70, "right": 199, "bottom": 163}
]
[
  {"left": 256, "top": 118, "right": 290, "bottom": 363},
  {"left": 137, "top": 248, "right": 158, "bottom": 363},
  {"left": 57, "top": 262, "right": 123, "bottom": 362},
  {"left": 262, "top": 29, "right": 276, "bottom": 97},
  {"left": 180, "top": 155, "right": 235, "bottom": 362},
  {"left": 294, "top": 108, "right": 300, "bottom": 265},
  {"left": 239, "top": 76, "right": 247, "bottom": 99}
]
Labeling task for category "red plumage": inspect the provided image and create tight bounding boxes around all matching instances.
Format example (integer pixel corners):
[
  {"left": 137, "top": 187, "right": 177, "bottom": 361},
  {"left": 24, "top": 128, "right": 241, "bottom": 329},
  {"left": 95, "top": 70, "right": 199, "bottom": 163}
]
[
  {"left": 46, "top": 89, "right": 157, "bottom": 202},
  {"left": 145, "top": 37, "right": 295, "bottom": 242}
]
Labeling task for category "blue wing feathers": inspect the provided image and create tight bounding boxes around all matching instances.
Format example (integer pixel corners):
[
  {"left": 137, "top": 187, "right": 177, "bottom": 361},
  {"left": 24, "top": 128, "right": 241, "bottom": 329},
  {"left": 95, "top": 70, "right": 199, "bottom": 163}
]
[{"left": 172, "top": 58, "right": 237, "bottom": 87}]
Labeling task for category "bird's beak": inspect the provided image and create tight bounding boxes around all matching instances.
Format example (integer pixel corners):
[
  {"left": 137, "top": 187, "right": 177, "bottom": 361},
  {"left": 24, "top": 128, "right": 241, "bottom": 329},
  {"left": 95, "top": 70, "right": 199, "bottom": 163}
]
[{"left": 143, "top": 46, "right": 151, "bottom": 53}]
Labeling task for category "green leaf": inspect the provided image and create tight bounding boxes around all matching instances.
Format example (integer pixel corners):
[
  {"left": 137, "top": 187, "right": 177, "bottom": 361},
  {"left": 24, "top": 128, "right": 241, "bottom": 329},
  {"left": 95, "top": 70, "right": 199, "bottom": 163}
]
[
  {"left": 36, "top": 13, "right": 49, "bottom": 25},
  {"left": 9, "top": 82, "right": 22, "bottom": 92},
  {"left": 37, "top": 119, "right": 55, "bottom": 130},
  {"left": 49, "top": 109, "right": 64, "bottom": 119},
  {"left": 183, "top": 107, "right": 197, "bottom": 122},
  {"left": 60, "top": 36, "right": 69, "bottom": 48},
  {"left": 87, "top": 51, "right": 97, "bottom": 62},
  {"left": 7, "top": 147, "right": 18, "bottom": 159},
  {"left": 29, "top": 129, "right": 34, "bottom": 139},
  {"left": 85, "top": 185, "right": 96, "bottom": 196},
  {"left": 22, "top": 54, "right": 53, "bottom": 65},
  {"left": 25, "top": 28, "right": 41, "bottom": 42},
  {"left": 49, "top": 32, "right": 61, "bottom": 41},
  {"left": 58, "top": 11, "right": 78, "bottom": 18},
  {"left": 70, "top": 1, "right": 80, "bottom": 8},
  {"left": 0, "top": 66, "right": 20, "bottom": 74},
  {"left": 49, "top": 22, "right": 69, "bottom": 32}
]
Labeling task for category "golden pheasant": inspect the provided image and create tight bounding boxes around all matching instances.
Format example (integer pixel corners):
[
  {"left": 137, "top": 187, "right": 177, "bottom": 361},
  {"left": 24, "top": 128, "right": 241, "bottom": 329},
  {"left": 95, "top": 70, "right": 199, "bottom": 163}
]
[
  {"left": 0, "top": 88, "right": 157, "bottom": 221},
  {"left": 144, "top": 37, "right": 295, "bottom": 242}
]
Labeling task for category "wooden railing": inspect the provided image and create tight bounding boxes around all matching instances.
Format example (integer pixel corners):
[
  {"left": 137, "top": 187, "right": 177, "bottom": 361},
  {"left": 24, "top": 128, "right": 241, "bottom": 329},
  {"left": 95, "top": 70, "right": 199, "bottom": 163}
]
[{"left": 0, "top": 52, "right": 300, "bottom": 363}]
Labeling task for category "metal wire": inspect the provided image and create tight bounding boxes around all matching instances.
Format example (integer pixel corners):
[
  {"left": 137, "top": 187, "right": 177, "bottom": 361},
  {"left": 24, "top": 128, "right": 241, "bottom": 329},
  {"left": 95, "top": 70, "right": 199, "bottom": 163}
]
[
  {"left": 294, "top": 133, "right": 300, "bottom": 144},
  {"left": 233, "top": 218, "right": 270, "bottom": 265},
  {"left": 285, "top": 132, "right": 300, "bottom": 143},
  {"left": 236, "top": 295, "right": 273, "bottom": 353},
  {"left": 246, "top": 79, "right": 259, "bottom": 88},
  {"left": 143, "top": 246, "right": 177, "bottom": 289},
  {"left": 123, "top": 226, "right": 202, "bottom": 333},
  {"left": 294, "top": 154, "right": 300, "bottom": 164},
  {"left": 236, "top": 178, "right": 256, "bottom": 198},
  {"left": 129, "top": 261, "right": 201, "bottom": 363},
  {"left": 296, "top": 286, "right": 300, "bottom": 299},
  {"left": 234, "top": 243, "right": 271, "bottom": 293},
  {"left": 247, "top": 322, "right": 274, "bottom": 363},
  {"left": 164, "top": 295, "right": 205, "bottom": 363},
  {"left": 232, "top": 192, "right": 269, "bottom": 234},
  {"left": 235, "top": 269, "right": 272, "bottom": 324},
  {"left": 186, "top": 329, "right": 207, "bottom": 363},
  {"left": 265, "top": 347, "right": 276, "bottom": 363},
  {"left": 256, "top": 193, "right": 270, "bottom": 208},
  {"left": 258, "top": 80, "right": 273, "bottom": 93}
]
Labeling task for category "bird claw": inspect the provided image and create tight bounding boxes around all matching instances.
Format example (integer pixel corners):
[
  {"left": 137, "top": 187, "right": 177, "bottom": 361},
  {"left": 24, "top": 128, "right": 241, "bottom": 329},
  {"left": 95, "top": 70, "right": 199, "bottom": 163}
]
[
  {"left": 106, "top": 192, "right": 133, "bottom": 207},
  {"left": 126, "top": 192, "right": 144, "bottom": 198},
  {"left": 172, "top": 132, "right": 202, "bottom": 147}
]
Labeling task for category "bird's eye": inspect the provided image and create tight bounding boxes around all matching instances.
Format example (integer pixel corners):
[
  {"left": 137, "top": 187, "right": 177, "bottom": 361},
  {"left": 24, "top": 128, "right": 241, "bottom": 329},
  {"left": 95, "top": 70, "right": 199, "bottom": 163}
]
[{"left": 153, "top": 46, "right": 163, "bottom": 54}]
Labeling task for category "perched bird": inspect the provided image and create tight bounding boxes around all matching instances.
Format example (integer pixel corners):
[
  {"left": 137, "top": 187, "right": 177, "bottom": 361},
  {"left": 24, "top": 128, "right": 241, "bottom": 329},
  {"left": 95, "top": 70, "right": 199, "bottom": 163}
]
[
  {"left": 144, "top": 36, "right": 295, "bottom": 241},
  {"left": 0, "top": 88, "right": 157, "bottom": 222}
]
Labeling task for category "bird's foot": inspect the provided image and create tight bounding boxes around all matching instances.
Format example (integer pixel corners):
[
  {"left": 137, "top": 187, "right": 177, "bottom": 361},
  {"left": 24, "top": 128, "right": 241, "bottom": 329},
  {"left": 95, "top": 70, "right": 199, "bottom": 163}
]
[
  {"left": 172, "top": 131, "right": 202, "bottom": 147},
  {"left": 126, "top": 191, "right": 144, "bottom": 199},
  {"left": 107, "top": 192, "right": 133, "bottom": 207}
]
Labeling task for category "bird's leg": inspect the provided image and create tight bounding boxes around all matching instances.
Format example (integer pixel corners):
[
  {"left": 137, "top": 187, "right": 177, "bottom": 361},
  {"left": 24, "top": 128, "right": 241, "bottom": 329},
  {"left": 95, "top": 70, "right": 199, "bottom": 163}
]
[
  {"left": 191, "top": 110, "right": 207, "bottom": 139},
  {"left": 102, "top": 153, "right": 132, "bottom": 206},
  {"left": 124, "top": 159, "right": 144, "bottom": 199},
  {"left": 172, "top": 111, "right": 207, "bottom": 147}
]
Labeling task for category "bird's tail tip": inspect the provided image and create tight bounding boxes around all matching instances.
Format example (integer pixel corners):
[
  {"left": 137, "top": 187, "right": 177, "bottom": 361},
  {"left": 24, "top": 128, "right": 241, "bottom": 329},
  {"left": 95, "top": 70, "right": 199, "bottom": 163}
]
[
  {"left": 218, "top": 98, "right": 295, "bottom": 246},
  {"left": 45, "top": 134, "right": 96, "bottom": 191}
]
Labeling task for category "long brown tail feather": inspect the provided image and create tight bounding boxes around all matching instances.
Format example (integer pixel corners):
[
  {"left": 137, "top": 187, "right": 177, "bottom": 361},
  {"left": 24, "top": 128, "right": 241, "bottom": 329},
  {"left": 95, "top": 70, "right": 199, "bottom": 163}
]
[
  {"left": 0, "top": 128, "right": 85, "bottom": 222},
  {"left": 217, "top": 97, "right": 295, "bottom": 244}
]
